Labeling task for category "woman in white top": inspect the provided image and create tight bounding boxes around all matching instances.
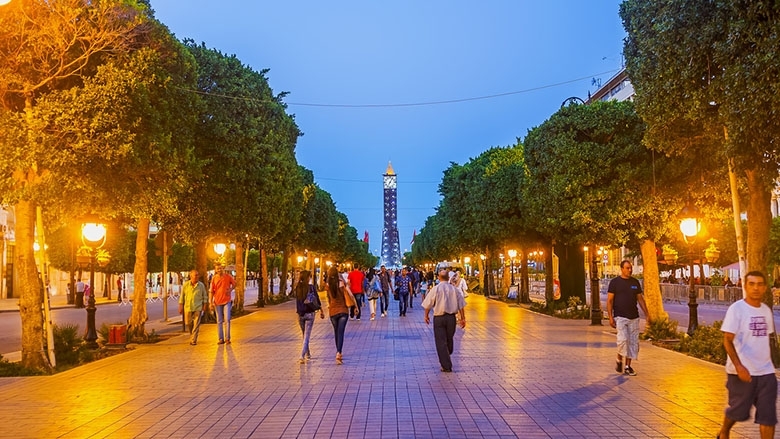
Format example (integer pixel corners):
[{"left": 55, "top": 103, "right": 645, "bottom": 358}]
[{"left": 450, "top": 271, "right": 468, "bottom": 299}]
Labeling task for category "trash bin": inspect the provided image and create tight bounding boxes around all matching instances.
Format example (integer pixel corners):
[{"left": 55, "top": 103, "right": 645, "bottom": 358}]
[{"left": 109, "top": 325, "right": 127, "bottom": 345}]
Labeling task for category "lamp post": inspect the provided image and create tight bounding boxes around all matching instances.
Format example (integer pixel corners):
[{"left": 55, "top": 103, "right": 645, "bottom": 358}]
[
  {"left": 81, "top": 220, "right": 107, "bottom": 349},
  {"left": 679, "top": 201, "right": 702, "bottom": 336},
  {"left": 507, "top": 249, "right": 517, "bottom": 286}
]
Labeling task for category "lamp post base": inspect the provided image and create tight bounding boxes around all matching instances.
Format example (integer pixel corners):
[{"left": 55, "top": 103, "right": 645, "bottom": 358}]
[
  {"left": 85, "top": 300, "right": 98, "bottom": 349},
  {"left": 687, "top": 301, "right": 699, "bottom": 336}
]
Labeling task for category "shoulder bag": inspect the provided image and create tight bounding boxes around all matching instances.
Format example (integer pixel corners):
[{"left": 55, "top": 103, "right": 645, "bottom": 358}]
[{"left": 770, "top": 313, "right": 780, "bottom": 368}]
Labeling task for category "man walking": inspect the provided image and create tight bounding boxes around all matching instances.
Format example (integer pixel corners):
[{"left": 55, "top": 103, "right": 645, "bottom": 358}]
[
  {"left": 397, "top": 267, "right": 412, "bottom": 316},
  {"left": 378, "top": 265, "right": 392, "bottom": 317},
  {"left": 606, "top": 260, "right": 650, "bottom": 376},
  {"left": 75, "top": 278, "right": 86, "bottom": 308},
  {"left": 718, "top": 271, "right": 777, "bottom": 439},
  {"left": 422, "top": 269, "right": 466, "bottom": 372},
  {"left": 210, "top": 264, "right": 236, "bottom": 344},
  {"left": 179, "top": 269, "right": 208, "bottom": 346},
  {"left": 347, "top": 265, "right": 365, "bottom": 320}
]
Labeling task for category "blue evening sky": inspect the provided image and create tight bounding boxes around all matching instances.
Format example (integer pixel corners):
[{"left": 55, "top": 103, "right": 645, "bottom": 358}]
[{"left": 152, "top": 0, "right": 626, "bottom": 256}]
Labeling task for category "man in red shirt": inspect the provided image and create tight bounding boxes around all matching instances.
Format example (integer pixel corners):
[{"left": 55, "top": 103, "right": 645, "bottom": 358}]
[
  {"left": 210, "top": 263, "right": 236, "bottom": 344},
  {"left": 347, "top": 265, "right": 365, "bottom": 320}
]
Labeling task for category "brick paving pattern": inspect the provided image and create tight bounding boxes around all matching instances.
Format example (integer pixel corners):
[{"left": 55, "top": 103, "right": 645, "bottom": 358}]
[{"left": 0, "top": 293, "right": 772, "bottom": 438}]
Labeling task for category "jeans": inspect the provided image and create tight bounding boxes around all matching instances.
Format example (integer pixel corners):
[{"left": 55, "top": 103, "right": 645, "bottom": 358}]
[
  {"left": 330, "top": 313, "right": 348, "bottom": 353},
  {"left": 350, "top": 293, "right": 364, "bottom": 319},
  {"left": 298, "top": 313, "right": 314, "bottom": 358},
  {"left": 380, "top": 290, "right": 389, "bottom": 314},
  {"left": 433, "top": 314, "right": 457, "bottom": 370},
  {"left": 399, "top": 293, "right": 409, "bottom": 315},
  {"left": 215, "top": 301, "right": 232, "bottom": 342}
]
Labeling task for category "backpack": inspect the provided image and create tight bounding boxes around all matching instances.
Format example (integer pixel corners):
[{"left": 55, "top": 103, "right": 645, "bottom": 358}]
[{"left": 303, "top": 285, "right": 321, "bottom": 313}]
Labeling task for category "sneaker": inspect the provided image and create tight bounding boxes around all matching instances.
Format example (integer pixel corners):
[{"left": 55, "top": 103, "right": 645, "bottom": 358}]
[
  {"left": 624, "top": 366, "right": 636, "bottom": 376},
  {"left": 381, "top": 313, "right": 386, "bottom": 318},
  {"left": 615, "top": 361, "right": 622, "bottom": 373},
  {"left": 299, "top": 358, "right": 306, "bottom": 364}
]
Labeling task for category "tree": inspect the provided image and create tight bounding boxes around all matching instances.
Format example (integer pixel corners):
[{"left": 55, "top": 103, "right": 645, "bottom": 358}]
[
  {"left": 523, "top": 100, "right": 675, "bottom": 321},
  {"left": 175, "top": 41, "right": 301, "bottom": 310},
  {"left": 0, "top": 0, "right": 149, "bottom": 372},
  {"left": 621, "top": 0, "right": 780, "bottom": 306}
]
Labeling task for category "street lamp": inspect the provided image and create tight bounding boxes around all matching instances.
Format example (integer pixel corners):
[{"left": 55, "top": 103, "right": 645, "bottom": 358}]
[
  {"left": 679, "top": 201, "right": 702, "bottom": 336},
  {"left": 81, "top": 219, "right": 107, "bottom": 349},
  {"left": 507, "top": 249, "right": 517, "bottom": 286}
]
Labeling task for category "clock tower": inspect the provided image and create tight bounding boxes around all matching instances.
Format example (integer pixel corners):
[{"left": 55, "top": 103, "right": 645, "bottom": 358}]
[{"left": 381, "top": 162, "right": 402, "bottom": 268}]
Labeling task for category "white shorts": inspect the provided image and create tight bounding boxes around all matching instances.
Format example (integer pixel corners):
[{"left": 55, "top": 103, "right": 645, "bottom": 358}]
[{"left": 615, "top": 316, "right": 640, "bottom": 360}]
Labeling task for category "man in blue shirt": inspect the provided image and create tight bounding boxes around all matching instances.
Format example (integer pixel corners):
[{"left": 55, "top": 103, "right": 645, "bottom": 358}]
[{"left": 606, "top": 260, "right": 650, "bottom": 376}]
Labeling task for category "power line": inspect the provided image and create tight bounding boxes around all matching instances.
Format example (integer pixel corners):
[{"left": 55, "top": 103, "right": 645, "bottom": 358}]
[
  {"left": 179, "top": 69, "right": 619, "bottom": 109},
  {"left": 316, "top": 177, "right": 439, "bottom": 184}
]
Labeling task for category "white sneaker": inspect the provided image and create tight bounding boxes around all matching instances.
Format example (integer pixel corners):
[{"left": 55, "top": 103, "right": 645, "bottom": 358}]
[{"left": 381, "top": 312, "right": 386, "bottom": 317}]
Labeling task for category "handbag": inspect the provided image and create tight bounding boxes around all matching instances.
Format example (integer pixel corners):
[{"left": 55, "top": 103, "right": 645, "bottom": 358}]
[
  {"left": 342, "top": 283, "right": 357, "bottom": 308},
  {"left": 771, "top": 317, "right": 780, "bottom": 368}
]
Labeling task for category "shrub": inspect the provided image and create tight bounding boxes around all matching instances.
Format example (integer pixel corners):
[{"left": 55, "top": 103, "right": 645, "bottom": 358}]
[
  {"left": 552, "top": 296, "right": 591, "bottom": 319},
  {"left": 0, "top": 354, "right": 46, "bottom": 377},
  {"left": 641, "top": 318, "right": 681, "bottom": 341},
  {"left": 53, "top": 323, "right": 84, "bottom": 366},
  {"left": 679, "top": 320, "right": 727, "bottom": 365}
]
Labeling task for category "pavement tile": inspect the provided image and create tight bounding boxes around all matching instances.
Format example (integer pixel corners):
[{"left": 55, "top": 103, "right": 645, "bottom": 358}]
[{"left": 0, "top": 293, "right": 775, "bottom": 438}]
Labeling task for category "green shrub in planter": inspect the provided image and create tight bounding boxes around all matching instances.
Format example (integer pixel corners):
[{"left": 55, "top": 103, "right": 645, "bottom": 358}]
[
  {"left": 641, "top": 318, "right": 681, "bottom": 342},
  {"left": 53, "top": 323, "right": 84, "bottom": 366},
  {"left": 679, "top": 320, "right": 727, "bottom": 365}
]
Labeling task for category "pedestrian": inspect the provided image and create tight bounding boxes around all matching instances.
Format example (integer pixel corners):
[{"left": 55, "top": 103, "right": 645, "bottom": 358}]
[
  {"left": 75, "top": 278, "right": 85, "bottom": 308},
  {"left": 409, "top": 267, "right": 420, "bottom": 308},
  {"left": 718, "top": 270, "right": 777, "bottom": 439},
  {"left": 378, "top": 265, "right": 392, "bottom": 317},
  {"left": 450, "top": 271, "right": 468, "bottom": 299},
  {"left": 347, "top": 265, "right": 365, "bottom": 320},
  {"left": 295, "top": 270, "right": 324, "bottom": 364},
  {"left": 397, "top": 267, "right": 412, "bottom": 316},
  {"left": 324, "top": 266, "right": 354, "bottom": 364},
  {"left": 179, "top": 269, "right": 208, "bottom": 346},
  {"left": 422, "top": 269, "right": 466, "bottom": 372},
  {"left": 210, "top": 263, "right": 236, "bottom": 345},
  {"left": 606, "top": 260, "right": 650, "bottom": 376},
  {"left": 366, "top": 268, "right": 380, "bottom": 320},
  {"left": 116, "top": 277, "right": 123, "bottom": 303}
]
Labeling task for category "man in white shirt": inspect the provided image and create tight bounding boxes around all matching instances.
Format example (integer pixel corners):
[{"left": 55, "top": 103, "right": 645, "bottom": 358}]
[
  {"left": 718, "top": 270, "right": 777, "bottom": 439},
  {"left": 422, "top": 269, "right": 466, "bottom": 372}
]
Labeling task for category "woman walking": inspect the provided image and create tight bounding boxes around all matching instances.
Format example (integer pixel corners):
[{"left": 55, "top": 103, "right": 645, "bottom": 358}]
[
  {"left": 295, "top": 270, "right": 323, "bottom": 364},
  {"left": 325, "top": 266, "right": 353, "bottom": 364},
  {"left": 366, "top": 267, "right": 380, "bottom": 321}
]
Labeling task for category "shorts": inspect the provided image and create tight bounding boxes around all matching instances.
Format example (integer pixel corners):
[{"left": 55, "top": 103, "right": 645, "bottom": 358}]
[
  {"left": 725, "top": 373, "right": 778, "bottom": 425},
  {"left": 615, "top": 316, "right": 639, "bottom": 359}
]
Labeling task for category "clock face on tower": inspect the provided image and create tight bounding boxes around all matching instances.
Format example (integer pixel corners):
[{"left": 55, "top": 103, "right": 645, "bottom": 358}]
[{"left": 384, "top": 176, "right": 396, "bottom": 188}]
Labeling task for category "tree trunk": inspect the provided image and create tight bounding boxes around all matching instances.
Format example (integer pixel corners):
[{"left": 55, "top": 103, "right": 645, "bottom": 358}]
[
  {"left": 195, "top": 240, "right": 208, "bottom": 283},
  {"left": 555, "top": 243, "right": 585, "bottom": 303},
  {"left": 280, "top": 247, "right": 290, "bottom": 298},
  {"left": 234, "top": 240, "right": 245, "bottom": 313},
  {"left": 257, "top": 247, "right": 267, "bottom": 307},
  {"left": 640, "top": 239, "right": 667, "bottom": 322},
  {"left": 520, "top": 246, "right": 530, "bottom": 303},
  {"left": 127, "top": 217, "right": 150, "bottom": 340},
  {"left": 16, "top": 200, "right": 51, "bottom": 372},
  {"left": 745, "top": 169, "right": 772, "bottom": 306}
]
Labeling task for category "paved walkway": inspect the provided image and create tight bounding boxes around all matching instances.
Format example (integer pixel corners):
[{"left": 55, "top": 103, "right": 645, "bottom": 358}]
[{"left": 0, "top": 293, "right": 771, "bottom": 438}]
